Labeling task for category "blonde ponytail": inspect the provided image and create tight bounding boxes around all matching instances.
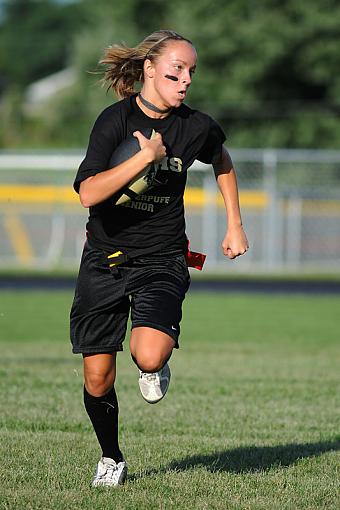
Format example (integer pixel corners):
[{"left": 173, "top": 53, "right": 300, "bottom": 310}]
[{"left": 100, "top": 30, "right": 192, "bottom": 99}]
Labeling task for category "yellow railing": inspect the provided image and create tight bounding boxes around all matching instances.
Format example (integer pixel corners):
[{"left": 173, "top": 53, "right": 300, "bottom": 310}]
[
  {"left": 1, "top": 184, "right": 340, "bottom": 265},
  {"left": 0, "top": 185, "right": 268, "bottom": 264},
  {"left": 0, "top": 185, "right": 268, "bottom": 208}
]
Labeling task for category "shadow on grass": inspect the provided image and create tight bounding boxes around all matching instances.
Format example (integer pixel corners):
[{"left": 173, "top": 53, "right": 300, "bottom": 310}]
[{"left": 129, "top": 438, "right": 340, "bottom": 480}]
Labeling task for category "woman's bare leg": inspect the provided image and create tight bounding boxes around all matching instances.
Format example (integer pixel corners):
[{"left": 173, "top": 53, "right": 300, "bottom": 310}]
[
  {"left": 83, "top": 352, "right": 117, "bottom": 396},
  {"left": 130, "top": 326, "right": 175, "bottom": 372}
]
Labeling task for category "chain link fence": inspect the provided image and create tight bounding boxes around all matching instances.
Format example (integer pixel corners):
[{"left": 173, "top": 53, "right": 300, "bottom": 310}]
[{"left": 1, "top": 149, "right": 340, "bottom": 273}]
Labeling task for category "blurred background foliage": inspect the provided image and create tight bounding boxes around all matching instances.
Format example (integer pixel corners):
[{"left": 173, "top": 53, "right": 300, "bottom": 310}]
[{"left": 0, "top": 0, "right": 339, "bottom": 149}]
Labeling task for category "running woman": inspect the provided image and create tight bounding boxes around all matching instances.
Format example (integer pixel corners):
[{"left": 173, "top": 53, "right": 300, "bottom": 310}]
[{"left": 70, "top": 29, "right": 249, "bottom": 487}]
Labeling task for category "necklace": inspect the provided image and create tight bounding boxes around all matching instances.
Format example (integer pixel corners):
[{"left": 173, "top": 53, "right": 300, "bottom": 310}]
[{"left": 138, "top": 93, "right": 172, "bottom": 114}]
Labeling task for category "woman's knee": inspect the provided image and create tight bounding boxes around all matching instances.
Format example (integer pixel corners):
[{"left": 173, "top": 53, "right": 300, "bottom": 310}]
[
  {"left": 83, "top": 353, "right": 116, "bottom": 396},
  {"left": 134, "top": 352, "right": 168, "bottom": 373},
  {"left": 130, "top": 327, "right": 174, "bottom": 372},
  {"left": 84, "top": 371, "right": 115, "bottom": 396}
]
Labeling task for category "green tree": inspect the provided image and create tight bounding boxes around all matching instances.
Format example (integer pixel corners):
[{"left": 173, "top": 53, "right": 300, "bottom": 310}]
[
  {"left": 1, "top": 0, "right": 340, "bottom": 148},
  {"left": 0, "top": 0, "right": 86, "bottom": 92},
  {"left": 167, "top": 0, "right": 340, "bottom": 147}
]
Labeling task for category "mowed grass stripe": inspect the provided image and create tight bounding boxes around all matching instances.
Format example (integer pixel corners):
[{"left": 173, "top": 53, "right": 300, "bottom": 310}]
[{"left": 0, "top": 291, "right": 339, "bottom": 509}]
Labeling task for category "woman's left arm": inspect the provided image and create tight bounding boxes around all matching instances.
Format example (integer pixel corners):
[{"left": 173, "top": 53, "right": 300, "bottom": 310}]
[{"left": 213, "top": 146, "right": 249, "bottom": 259}]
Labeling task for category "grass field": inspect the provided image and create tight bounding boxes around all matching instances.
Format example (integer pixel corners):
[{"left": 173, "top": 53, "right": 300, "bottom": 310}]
[{"left": 0, "top": 290, "right": 339, "bottom": 510}]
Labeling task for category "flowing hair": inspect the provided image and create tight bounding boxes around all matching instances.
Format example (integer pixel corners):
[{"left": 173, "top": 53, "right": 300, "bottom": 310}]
[{"left": 99, "top": 30, "right": 193, "bottom": 99}]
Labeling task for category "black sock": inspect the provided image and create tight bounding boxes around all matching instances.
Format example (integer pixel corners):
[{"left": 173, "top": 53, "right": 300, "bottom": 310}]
[{"left": 83, "top": 385, "right": 123, "bottom": 463}]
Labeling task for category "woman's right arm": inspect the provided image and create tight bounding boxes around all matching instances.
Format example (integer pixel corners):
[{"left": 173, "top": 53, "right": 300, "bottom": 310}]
[{"left": 79, "top": 131, "right": 166, "bottom": 208}]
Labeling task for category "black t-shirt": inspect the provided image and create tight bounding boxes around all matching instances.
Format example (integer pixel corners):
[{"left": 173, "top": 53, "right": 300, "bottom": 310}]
[{"left": 74, "top": 94, "right": 226, "bottom": 256}]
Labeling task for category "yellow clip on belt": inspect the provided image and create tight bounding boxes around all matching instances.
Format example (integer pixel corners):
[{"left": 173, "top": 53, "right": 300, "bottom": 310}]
[{"left": 107, "top": 250, "right": 124, "bottom": 268}]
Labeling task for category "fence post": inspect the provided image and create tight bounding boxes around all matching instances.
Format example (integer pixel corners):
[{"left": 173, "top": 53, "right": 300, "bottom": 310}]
[
  {"left": 263, "top": 150, "right": 280, "bottom": 270},
  {"left": 286, "top": 195, "right": 302, "bottom": 268},
  {"left": 202, "top": 172, "right": 218, "bottom": 268}
]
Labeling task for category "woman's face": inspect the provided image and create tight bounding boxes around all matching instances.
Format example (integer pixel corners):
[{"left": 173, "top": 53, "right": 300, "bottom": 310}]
[{"left": 145, "top": 40, "right": 197, "bottom": 108}]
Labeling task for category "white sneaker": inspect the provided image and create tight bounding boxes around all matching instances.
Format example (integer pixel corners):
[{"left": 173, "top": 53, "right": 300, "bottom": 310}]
[
  {"left": 92, "top": 457, "right": 127, "bottom": 487},
  {"left": 138, "top": 363, "right": 171, "bottom": 404}
]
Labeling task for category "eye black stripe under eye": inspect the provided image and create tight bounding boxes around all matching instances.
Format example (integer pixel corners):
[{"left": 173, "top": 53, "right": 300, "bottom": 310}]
[{"left": 165, "top": 74, "right": 179, "bottom": 81}]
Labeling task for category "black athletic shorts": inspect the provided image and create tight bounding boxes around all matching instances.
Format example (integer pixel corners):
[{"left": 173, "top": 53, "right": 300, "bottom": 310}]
[{"left": 70, "top": 241, "right": 191, "bottom": 354}]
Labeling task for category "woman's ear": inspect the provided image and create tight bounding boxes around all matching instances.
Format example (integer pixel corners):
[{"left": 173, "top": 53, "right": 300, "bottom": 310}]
[{"left": 143, "top": 58, "right": 155, "bottom": 79}]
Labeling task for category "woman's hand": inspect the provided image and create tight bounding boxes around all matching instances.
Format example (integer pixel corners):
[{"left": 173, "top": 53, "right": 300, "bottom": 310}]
[
  {"left": 133, "top": 131, "right": 166, "bottom": 163},
  {"left": 79, "top": 131, "right": 166, "bottom": 208},
  {"left": 222, "top": 224, "right": 249, "bottom": 259}
]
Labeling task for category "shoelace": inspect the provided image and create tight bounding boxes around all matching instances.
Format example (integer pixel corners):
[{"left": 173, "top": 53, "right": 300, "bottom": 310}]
[
  {"left": 141, "top": 372, "right": 158, "bottom": 382},
  {"left": 100, "top": 461, "right": 118, "bottom": 478}
]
